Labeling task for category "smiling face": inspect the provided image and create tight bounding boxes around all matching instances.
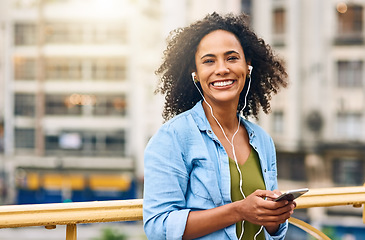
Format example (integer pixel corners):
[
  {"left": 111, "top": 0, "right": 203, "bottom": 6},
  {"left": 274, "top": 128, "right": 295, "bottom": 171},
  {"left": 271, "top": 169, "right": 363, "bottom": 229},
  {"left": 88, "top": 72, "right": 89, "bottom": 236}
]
[{"left": 194, "top": 30, "right": 250, "bottom": 107}]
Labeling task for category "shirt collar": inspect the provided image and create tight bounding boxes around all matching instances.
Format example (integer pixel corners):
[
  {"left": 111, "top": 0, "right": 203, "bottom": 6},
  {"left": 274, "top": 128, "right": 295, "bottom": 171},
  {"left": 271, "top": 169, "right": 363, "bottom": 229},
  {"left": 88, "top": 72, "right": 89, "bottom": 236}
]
[
  {"left": 190, "top": 100, "right": 256, "bottom": 140},
  {"left": 190, "top": 100, "right": 210, "bottom": 132}
]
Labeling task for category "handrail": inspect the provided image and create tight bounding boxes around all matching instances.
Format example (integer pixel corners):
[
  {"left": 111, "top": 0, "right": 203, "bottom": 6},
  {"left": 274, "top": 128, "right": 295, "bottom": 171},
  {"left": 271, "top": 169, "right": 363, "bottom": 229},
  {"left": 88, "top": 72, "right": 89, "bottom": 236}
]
[
  {"left": 0, "top": 199, "right": 143, "bottom": 228},
  {"left": 0, "top": 186, "right": 364, "bottom": 239},
  {"left": 288, "top": 217, "right": 331, "bottom": 240},
  {"left": 294, "top": 186, "right": 365, "bottom": 209}
]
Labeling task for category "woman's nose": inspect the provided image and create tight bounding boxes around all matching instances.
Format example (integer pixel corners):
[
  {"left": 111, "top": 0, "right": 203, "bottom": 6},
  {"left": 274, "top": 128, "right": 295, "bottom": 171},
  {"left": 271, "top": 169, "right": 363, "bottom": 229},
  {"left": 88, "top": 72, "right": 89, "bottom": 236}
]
[{"left": 215, "top": 60, "right": 230, "bottom": 75}]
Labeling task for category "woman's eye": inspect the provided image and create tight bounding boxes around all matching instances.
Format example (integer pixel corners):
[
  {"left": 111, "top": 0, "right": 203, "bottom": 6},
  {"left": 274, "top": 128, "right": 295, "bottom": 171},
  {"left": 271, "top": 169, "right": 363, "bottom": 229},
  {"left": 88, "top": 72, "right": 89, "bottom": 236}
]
[
  {"left": 228, "top": 56, "right": 239, "bottom": 61},
  {"left": 203, "top": 59, "right": 214, "bottom": 64}
]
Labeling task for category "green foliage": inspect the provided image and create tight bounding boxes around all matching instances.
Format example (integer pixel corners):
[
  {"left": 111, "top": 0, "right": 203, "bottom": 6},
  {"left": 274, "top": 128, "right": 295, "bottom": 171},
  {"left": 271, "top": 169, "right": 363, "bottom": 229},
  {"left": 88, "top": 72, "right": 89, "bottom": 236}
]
[
  {"left": 321, "top": 226, "right": 341, "bottom": 240},
  {"left": 93, "top": 227, "right": 128, "bottom": 240}
]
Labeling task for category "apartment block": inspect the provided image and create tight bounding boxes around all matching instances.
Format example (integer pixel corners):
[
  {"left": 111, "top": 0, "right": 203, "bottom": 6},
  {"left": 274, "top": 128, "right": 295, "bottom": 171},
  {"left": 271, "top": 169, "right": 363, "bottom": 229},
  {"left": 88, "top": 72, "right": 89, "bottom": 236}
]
[
  {"left": 252, "top": 0, "right": 365, "bottom": 237},
  {"left": 0, "top": 0, "right": 164, "bottom": 204}
]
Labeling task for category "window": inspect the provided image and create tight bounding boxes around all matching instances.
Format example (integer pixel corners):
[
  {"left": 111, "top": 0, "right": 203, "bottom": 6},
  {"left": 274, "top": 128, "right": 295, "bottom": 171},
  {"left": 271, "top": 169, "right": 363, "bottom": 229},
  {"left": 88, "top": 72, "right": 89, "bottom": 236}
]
[
  {"left": 14, "top": 93, "right": 35, "bottom": 117},
  {"left": 273, "top": 111, "right": 284, "bottom": 134},
  {"left": 14, "top": 57, "right": 36, "bottom": 80},
  {"left": 45, "top": 23, "right": 77, "bottom": 44},
  {"left": 91, "top": 59, "right": 126, "bottom": 81},
  {"left": 337, "top": 61, "right": 363, "bottom": 87},
  {"left": 44, "top": 23, "right": 127, "bottom": 44},
  {"left": 45, "top": 59, "right": 82, "bottom": 80},
  {"left": 273, "top": 8, "right": 286, "bottom": 46},
  {"left": 45, "top": 135, "right": 59, "bottom": 151},
  {"left": 333, "top": 158, "right": 364, "bottom": 185},
  {"left": 45, "top": 130, "right": 126, "bottom": 157},
  {"left": 241, "top": 0, "right": 252, "bottom": 16},
  {"left": 14, "top": 23, "right": 37, "bottom": 45},
  {"left": 336, "top": 113, "right": 362, "bottom": 140},
  {"left": 277, "top": 153, "right": 307, "bottom": 181},
  {"left": 45, "top": 94, "right": 126, "bottom": 116},
  {"left": 94, "top": 24, "right": 127, "bottom": 44},
  {"left": 105, "top": 131, "right": 126, "bottom": 154},
  {"left": 45, "top": 58, "right": 126, "bottom": 81},
  {"left": 336, "top": 5, "right": 363, "bottom": 44},
  {"left": 94, "top": 95, "right": 127, "bottom": 116},
  {"left": 273, "top": 8, "right": 285, "bottom": 34},
  {"left": 45, "top": 94, "right": 82, "bottom": 115},
  {"left": 45, "top": 23, "right": 89, "bottom": 44},
  {"left": 15, "top": 128, "right": 35, "bottom": 148}
]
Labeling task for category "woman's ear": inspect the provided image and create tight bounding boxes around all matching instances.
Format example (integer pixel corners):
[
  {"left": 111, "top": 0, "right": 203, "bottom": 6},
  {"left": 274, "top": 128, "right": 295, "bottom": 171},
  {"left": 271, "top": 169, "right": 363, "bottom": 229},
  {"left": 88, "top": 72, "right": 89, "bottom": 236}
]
[
  {"left": 191, "top": 72, "right": 199, "bottom": 83},
  {"left": 246, "top": 61, "right": 252, "bottom": 75}
]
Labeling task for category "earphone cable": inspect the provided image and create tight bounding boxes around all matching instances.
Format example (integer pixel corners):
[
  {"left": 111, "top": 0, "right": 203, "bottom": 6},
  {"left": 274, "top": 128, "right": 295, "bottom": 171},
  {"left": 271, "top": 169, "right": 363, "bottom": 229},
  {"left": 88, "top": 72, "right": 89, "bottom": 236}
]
[{"left": 193, "top": 73, "right": 263, "bottom": 240}]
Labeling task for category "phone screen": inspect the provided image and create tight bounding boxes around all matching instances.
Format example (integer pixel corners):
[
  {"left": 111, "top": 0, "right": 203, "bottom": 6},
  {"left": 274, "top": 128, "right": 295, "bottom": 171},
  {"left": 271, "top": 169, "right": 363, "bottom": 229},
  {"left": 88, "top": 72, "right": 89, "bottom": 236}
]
[{"left": 274, "top": 188, "right": 309, "bottom": 202}]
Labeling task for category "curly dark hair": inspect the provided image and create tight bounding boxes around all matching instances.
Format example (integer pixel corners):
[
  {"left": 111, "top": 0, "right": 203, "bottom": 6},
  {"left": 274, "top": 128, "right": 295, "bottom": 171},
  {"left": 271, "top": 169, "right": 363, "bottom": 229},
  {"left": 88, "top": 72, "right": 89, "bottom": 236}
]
[{"left": 155, "top": 12, "right": 288, "bottom": 121}]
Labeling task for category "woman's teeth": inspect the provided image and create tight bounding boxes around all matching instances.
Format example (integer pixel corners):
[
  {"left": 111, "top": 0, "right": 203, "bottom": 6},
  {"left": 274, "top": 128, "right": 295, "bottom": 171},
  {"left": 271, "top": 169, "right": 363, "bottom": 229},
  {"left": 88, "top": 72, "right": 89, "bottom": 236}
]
[{"left": 212, "top": 80, "right": 233, "bottom": 87}]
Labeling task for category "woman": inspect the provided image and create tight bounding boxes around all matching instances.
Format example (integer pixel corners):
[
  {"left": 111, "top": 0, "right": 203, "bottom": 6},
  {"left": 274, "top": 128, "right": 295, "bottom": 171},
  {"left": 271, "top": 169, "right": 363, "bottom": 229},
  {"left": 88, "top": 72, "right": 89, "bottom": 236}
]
[{"left": 143, "top": 12, "right": 295, "bottom": 240}]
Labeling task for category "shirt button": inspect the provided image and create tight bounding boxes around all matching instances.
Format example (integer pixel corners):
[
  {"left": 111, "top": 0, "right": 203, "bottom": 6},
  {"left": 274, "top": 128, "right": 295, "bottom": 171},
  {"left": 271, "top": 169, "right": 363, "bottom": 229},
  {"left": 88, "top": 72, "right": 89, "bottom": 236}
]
[
  {"left": 207, "top": 130, "right": 212, "bottom": 134},
  {"left": 264, "top": 169, "right": 267, "bottom": 172}
]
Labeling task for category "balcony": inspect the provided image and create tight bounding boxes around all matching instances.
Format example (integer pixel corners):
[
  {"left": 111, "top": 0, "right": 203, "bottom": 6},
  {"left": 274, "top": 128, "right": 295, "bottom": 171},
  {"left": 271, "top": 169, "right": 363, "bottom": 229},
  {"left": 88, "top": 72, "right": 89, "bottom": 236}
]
[
  {"left": 334, "top": 35, "right": 364, "bottom": 45},
  {"left": 0, "top": 186, "right": 364, "bottom": 239}
]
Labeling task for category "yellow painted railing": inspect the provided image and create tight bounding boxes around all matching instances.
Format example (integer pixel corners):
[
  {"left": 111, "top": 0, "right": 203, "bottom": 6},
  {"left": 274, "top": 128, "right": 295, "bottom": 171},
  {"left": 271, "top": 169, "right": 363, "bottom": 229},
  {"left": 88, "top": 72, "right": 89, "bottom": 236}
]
[
  {"left": 294, "top": 186, "right": 365, "bottom": 209},
  {"left": 0, "top": 186, "right": 364, "bottom": 240}
]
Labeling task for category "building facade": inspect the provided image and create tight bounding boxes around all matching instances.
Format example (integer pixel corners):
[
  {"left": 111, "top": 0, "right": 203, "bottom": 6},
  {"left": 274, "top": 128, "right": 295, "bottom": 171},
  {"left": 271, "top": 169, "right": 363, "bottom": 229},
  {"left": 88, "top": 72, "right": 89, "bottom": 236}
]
[
  {"left": 251, "top": 0, "right": 365, "bottom": 237},
  {"left": 0, "top": 0, "right": 165, "bottom": 204}
]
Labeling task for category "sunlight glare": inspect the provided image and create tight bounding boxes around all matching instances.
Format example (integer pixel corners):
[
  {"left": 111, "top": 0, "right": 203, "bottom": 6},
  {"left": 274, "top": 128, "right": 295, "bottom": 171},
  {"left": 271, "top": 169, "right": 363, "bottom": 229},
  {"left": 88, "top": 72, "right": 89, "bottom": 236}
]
[{"left": 336, "top": 2, "right": 347, "bottom": 14}]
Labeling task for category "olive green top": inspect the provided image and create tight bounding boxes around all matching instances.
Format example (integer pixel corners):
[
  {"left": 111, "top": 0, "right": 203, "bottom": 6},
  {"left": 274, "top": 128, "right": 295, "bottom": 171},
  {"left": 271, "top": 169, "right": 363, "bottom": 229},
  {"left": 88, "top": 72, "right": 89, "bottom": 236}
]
[{"left": 229, "top": 147, "right": 266, "bottom": 240}]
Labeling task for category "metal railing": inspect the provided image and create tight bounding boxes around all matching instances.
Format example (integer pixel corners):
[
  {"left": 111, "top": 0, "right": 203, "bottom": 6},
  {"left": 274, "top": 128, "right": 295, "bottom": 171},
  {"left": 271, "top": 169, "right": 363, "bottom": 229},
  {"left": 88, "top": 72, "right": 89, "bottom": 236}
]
[{"left": 0, "top": 186, "right": 364, "bottom": 240}]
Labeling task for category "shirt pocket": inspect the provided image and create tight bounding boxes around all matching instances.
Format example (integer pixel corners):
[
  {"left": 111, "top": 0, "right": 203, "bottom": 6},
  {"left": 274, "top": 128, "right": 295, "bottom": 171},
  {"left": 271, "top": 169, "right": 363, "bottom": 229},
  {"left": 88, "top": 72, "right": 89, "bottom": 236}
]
[{"left": 190, "top": 158, "right": 220, "bottom": 202}]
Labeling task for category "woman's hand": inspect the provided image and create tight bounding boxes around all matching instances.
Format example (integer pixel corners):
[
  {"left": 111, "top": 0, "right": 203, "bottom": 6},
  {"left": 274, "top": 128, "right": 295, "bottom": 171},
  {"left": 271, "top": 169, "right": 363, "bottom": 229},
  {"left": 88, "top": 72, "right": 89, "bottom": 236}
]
[
  {"left": 183, "top": 189, "right": 295, "bottom": 239},
  {"left": 236, "top": 189, "right": 296, "bottom": 235}
]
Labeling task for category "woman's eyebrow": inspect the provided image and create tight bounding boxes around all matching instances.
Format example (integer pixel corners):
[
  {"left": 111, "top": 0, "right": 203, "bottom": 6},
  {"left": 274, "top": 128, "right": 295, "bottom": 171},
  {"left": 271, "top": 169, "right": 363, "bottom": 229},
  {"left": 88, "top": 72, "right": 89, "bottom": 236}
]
[
  {"left": 200, "top": 53, "right": 215, "bottom": 59},
  {"left": 200, "top": 50, "right": 240, "bottom": 59},
  {"left": 225, "top": 50, "right": 240, "bottom": 55}
]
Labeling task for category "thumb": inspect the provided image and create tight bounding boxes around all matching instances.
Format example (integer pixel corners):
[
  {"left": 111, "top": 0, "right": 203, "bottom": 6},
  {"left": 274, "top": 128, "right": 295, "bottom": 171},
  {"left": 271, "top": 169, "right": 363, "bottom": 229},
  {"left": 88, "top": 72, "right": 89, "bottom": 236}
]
[{"left": 254, "top": 190, "right": 279, "bottom": 200}]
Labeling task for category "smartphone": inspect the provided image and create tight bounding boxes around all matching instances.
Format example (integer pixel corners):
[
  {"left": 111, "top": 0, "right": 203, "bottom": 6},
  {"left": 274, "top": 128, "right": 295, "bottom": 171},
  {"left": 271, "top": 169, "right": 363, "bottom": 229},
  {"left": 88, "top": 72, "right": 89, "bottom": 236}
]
[{"left": 274, "top": 188, "right": 309, "bottom": 202}]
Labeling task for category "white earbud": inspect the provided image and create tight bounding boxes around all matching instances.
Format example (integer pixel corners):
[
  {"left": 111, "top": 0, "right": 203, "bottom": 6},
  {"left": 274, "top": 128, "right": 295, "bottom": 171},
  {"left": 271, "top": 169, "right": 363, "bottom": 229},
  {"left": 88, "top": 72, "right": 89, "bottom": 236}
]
[
  {"left": 191, "top": 72, "right": 198, "bottom": 83},
  {"left": 248, "top": 65, "right": 253, "bottom": 76}
]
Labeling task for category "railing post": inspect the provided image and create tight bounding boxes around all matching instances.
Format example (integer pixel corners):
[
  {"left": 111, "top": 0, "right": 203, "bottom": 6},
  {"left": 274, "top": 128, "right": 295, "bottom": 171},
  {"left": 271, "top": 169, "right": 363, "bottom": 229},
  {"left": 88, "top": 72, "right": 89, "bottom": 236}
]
[
  {"left": 66, "top": 224, "right": 77, "bottom": 240},
  {"left": 363, "top": 202, "right": 365, "bottom": 224},
  {"left": 363, "top": 183, "right": 365, "bottom": 224}
]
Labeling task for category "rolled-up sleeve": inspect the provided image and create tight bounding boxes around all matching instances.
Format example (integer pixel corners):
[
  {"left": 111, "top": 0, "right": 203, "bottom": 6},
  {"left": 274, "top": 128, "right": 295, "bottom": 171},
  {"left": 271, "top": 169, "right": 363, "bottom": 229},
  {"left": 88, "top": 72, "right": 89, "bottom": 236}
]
[
  {"left": 264, "top": 221, "right": 288, "bottom": 240},
  {"left": 143, "top": 124, "right": 190, "bottom": 240}
]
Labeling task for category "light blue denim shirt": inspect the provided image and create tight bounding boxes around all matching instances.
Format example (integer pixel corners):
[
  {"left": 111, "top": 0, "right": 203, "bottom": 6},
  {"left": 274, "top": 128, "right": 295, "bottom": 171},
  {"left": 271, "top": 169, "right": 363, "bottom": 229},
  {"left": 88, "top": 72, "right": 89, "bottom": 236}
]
[{"left": 143, "top": 101, "right": 288, "bottom": 240}]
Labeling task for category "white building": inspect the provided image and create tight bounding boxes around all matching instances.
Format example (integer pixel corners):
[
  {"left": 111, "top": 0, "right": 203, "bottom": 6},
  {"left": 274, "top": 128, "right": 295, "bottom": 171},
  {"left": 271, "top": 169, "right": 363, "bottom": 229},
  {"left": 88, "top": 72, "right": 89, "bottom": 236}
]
[
  {"left": 0, "top": 0, "right": 165, "bottom": 204},
  {"left": 252, "top": 0, "right": 365, "bottom": 236},
  {"left": 0, "top": 0, "right": 244, "bottom": 204}
]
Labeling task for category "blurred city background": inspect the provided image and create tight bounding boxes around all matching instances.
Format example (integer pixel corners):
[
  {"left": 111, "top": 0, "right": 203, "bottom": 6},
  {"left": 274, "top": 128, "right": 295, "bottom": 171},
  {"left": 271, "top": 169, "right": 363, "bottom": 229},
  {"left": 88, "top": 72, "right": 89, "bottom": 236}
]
[{"left": 0, "top": 0, "right": 364, "bottom": 239}]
